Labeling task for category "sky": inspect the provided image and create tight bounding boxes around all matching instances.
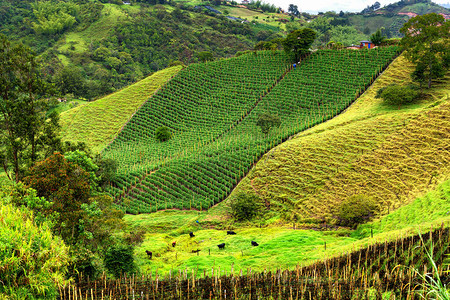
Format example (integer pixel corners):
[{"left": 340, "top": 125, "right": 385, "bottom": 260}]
[{"left": 260, "top": 0, "right": 449, "bottom": 14}]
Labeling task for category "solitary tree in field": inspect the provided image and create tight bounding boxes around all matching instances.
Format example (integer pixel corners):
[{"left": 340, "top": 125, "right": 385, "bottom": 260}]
[
  {"left": 197, "top": 51, "right": 214, "bottom": 63},
  {"left": 256, "top": 113, "right": 281, "bottom": 135},
  {"left": 288, "top": 4, "right": 299, "bottom": 16},
  {"left": 155, "top": 126, "right": 172, "bottom": 142},
  {"left": 400, "top": 13, "right": 450, "bottom": 88},
  {"left": 282, "top": 28, "right": 317, "bottom": 62},
  {"left": 376, "top": 84, "right": 420, "bottom": 107}
]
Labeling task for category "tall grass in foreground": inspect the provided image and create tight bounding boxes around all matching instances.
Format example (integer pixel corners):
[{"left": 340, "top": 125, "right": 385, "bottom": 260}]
[
  {"left": 410, "top": 233, "right": 450, "bottom": 300},
  {"left": 61, "top": 225, "right": 450, "bottom": 299}
]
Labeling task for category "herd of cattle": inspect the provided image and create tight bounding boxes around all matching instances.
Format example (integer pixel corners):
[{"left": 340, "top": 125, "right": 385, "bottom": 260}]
[{"left": 145, "top": 230, "right": 259, "bottom": 259}]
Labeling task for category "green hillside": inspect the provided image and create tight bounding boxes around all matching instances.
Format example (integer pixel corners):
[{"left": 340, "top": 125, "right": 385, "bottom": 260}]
[
  {"left": 0, "top": 0, "right": 274, "bottom": 100},
  {"left": 224, "top": 53, "right": 449, "bottom": 224},
  {"left": 59, "top": 65, "right": 182, "bottom": 153},
  {"left": 103, "top": 47, "right": 400, "bottom": 214},
  {"left": 119, "top": 52, "right": 450, "bottom": 278}
]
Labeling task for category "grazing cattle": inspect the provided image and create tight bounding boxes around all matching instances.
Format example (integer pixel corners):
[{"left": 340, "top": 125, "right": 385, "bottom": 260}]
[
  {"left": 189, "top": 232, "right": 195, "bottom": 238},
  {"left": 227, "top": 231, "right": 237, "bottom": 235},
  {"left": 145, "top": 250, "right": 152, "bottom": 259},
  {"left": 191, "top": 249, "right": 201, "bottom": 253},
  {"left": 172, "top": 241, "right": 176, "bottom": 247},
  {"left": 251, "top": 241, "right": 259, "bottom": 247},
  {"left": 217, "top": 243, "right": 225, "bottom": 249}
]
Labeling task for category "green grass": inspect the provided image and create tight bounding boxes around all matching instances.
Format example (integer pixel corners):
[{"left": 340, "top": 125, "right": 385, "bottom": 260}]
[
  {"left": 128, "top": 218, "right": 357, "bottom": 275},
  {"left": 355, "top": 179, "right": 450, "bottom": 238},
  {"left": 59, "top": 65, "right": 182, "bottom": 153},
  {"left": 126, "top": 178, "right": 450, "bottom": 277}
]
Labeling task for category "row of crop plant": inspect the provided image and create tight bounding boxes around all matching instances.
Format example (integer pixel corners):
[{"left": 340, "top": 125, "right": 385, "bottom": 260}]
[{"left": 111, "top": 47, "right": 400, "bottom": 214}]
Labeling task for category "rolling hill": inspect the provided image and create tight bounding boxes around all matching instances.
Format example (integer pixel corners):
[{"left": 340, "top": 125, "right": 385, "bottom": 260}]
[
  {"left": 59, "top": 65, "right": 183, "bottom": 153},
  {"left": 100, "top": 47, "right": 400, "bottom": 214},
  {"left": 218, "top": 53, "right": 450, "bottom": 224},
  {"left": 116, "top": 50, "right": 450, "bottom": 280}
]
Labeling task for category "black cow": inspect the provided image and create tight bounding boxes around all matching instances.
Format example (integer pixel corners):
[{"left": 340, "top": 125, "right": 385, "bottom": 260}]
[
  {"left": 191, "top": 249, "right": 201, "bottom": 253},
  {"left": 251, "top": 241, "right": 259, "bottom": 247},
  {"left": 217, "top": 243, "right": 225, "bottom": 249},
  {"left": 227, "top": 231, "right": 237, "bottom": 235},
  {"left": 172, "top": 241, "right": 176, "bottom": 247},
  {"left": 189, "top": 232, "right": 195, "bottom": 238},
  {"left": 145, "top": 250, "right": 153, "bottom": 259}
]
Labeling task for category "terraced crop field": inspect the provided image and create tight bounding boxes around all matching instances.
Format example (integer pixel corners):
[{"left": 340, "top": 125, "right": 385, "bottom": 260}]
[
  {"left": 102, "top": 48, "right": 401, "bottom": 214},
  {"left": 229, "top": 53, "right": 450, "bottom": 224},
  {"left": 59, "top": 65, "right": 182, "bottom": 152}
]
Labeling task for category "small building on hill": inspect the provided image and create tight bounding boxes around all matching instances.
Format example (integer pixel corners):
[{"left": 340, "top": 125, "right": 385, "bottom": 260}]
[{"left": 360, "top": 41, "right": 374, "bottom": 49}]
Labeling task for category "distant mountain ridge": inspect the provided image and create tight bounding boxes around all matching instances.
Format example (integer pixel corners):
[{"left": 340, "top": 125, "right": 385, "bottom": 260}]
[{"left": 1, "top": 0, "right": 448, "bottom": 102}]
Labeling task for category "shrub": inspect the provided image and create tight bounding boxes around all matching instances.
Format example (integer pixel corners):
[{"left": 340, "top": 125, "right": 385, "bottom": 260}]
[
  {"left": 376, "top": 84, "right": 420, "bottom": 106},
  {"left": 155, "top": 126, "right": 172, "bottom": 142},
  {"left": 125, "top": 227, "right": 147, "bottom": 245},
  {"left": 256, "top": 113, "right": 281, "bottom": 135},
  {"left": 337, "top": 194, "right": 378, "bottom": 228},
  {"left": 231, "top": 193, "right": 261, "bottom": 221},
  {"left": 104, "top": 245, "right": 135, "bottom": 278}
]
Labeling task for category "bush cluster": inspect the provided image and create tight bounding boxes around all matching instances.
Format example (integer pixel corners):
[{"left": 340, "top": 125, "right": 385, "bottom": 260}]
[
  {"left": 231, "top": 193, "right": 261, "bottom": 221},
  {"left": 337, "top": 194, "right": 378, "bottom": 228},
  {"left": 376, "top": 84, "right": 420, "bottom": 106}
]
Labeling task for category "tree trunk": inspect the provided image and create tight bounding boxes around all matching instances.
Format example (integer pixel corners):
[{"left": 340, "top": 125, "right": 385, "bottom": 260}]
[
  {"left": 13, "top": 147, "right": 19, "bottom": 182},
  {"left": 31, "top": 133, "right": 37, "bottom": 163},
  {"left": 1, "top": 158, "right": 11, "bottom": 181}
]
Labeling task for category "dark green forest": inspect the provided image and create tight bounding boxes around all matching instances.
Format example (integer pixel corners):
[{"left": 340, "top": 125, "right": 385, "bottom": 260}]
[
  {"left": 0, "top": 0, "right": 280, "bottom": 100},
  {"left": 1, "top": 0, "right": 447, "bottom": 100}
]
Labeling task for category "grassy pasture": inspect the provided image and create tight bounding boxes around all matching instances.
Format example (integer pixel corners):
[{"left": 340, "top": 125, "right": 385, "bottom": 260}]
[
  {"left": 105, "top": 48, "right": 399, "bottom": 214},
  {"left": 125, "top": 177, "right": 450, "bottom": 278},
  {"left": 67, "top": 224, "right": 450, "bottom": 298},
  {"left": 59, "top": 65, "right": 182, "bottom": 153},
  {"left": 126, "top": 212, "right": 357, "bottom": 275}
]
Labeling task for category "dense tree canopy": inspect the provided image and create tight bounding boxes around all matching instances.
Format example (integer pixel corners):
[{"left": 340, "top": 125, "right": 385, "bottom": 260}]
[
  {"left": 370, "top": 27, "right": 387, "bottom": 45},
  {"left": 400, "top": 13, "right": 450, "bottom": 88},
  {"left": 282, "top": 28, "right": 317, "bottom": 61},
  {"left": 23, "top": 153, "right": 91, "bottom": 243},
  {"left": 0, "top": 34, "right": 58, "bottom": 182}
]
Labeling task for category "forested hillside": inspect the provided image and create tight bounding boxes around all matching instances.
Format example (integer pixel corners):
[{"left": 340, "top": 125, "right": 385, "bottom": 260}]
[
  {"left": 0, "top": 0, "right": 279, "bottom": 100},
  {"left": 2, "top": 0, "right": 447, "bottom": 101}
]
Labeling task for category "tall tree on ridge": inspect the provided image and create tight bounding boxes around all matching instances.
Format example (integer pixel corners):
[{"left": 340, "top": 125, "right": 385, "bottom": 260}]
[
  {"left": 400, "top": 13, "right": 450, "bottom": 88},
  {"left": 283, "top": 28, "right": 317, "bottom": 62}
]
